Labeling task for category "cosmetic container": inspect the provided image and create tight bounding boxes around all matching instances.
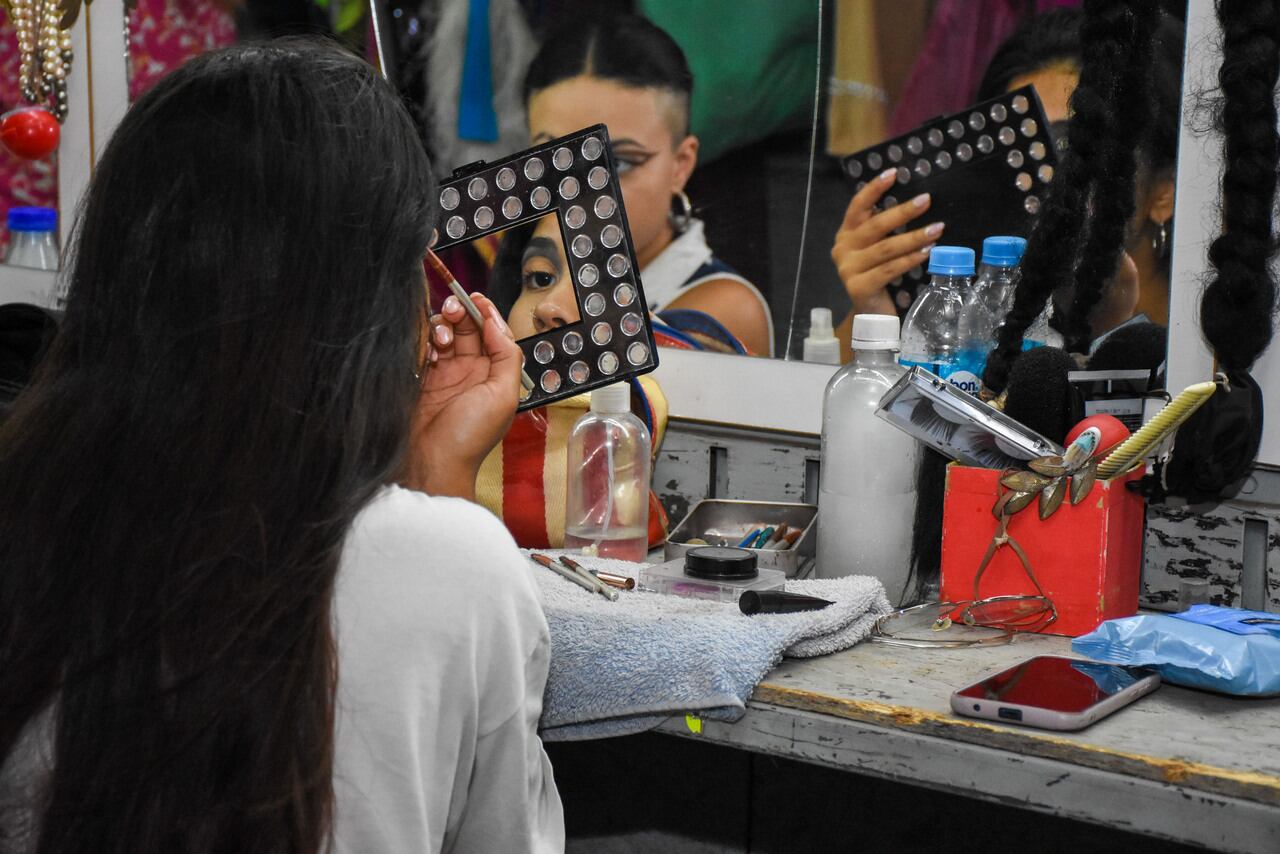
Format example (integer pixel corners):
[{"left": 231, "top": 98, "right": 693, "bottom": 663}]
[
  {"left": 816, "top": 314, "right": 920, "bottom": 605},
  {"left": 663, "top": 499, "right": 817, "bottom": 577},
  {"left": 639, "top": 548, "right": 785, "bottom": 603},
  {"left": 802, "top": 307, "right": 842, "bottom": 365},
  {"left": 565, "top": 382, "right": 651, "bottom": 562},
  {"left": 5, "top": 207, "right": 57, "bottom": 271}
]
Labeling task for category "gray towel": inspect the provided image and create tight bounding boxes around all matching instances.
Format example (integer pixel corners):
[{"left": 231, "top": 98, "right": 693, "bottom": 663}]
[{"left": 530, "top": 554, "right": 890, "bottom": 741}]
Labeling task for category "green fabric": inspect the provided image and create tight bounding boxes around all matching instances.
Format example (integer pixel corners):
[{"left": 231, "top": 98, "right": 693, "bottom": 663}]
[{"left": 637, "top": 0, "right": 820, "bottom": 163}]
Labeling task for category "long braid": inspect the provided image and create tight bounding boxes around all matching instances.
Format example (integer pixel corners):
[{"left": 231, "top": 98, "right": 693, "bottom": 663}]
[
  {"left": 983, "top": 0, "right": 1158, "bottom": 391},
  {"left": 982, "top": 1, "right": 1107, "bottom": 392},
  {"left": 1062, "top": 1, "right": 1157, "bottom": 352},
  {"left": 1201, "top": 0, "right": 1280, "bottom": 372}
]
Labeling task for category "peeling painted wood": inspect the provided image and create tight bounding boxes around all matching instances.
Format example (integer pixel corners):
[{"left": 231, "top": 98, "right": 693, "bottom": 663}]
[
  {"left": 1144, "top": 501, "right": 1280, "bottom": 612},
  {"left": 652, "top": 631, "right": 1280, "bottom": 851},
  {"left": 655, "top": 422, "right": 819, "bottom": 526},
  {"left": 746, "top": 634, "right": 1280, "bottom": 807},
  {"left": 659, "top": 702, "right": 1279, "bottom": 854}
]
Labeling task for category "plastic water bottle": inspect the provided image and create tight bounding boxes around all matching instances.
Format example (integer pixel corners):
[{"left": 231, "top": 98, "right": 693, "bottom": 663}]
[
  {"left": 802, "top": 307, "right": 841, "bottom": 365},
  {"left": 1025, "top": 301, "right": 1065, "bottom": 349},
  {"left": 564, "top": 382, "right": 651, "bottom": 562},
  {"left": 972, "top": 236, "right": 1026, "bottom": 324},
  {"left": 816, "top": 314, "right": 921, "bottom": 605},
  {"left": 4, "top": 207, "right": 58, "bottom": 271},
  {"left": 951, "top": 237, "right": 1025, "bottom": 391},
  {"left": 900, "top": 246, "right": 974, "bottom": 393}
]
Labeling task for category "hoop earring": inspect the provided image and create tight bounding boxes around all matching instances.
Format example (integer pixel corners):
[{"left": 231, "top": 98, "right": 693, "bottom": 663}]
[
  {"left": 1152, "top": 219, "right": 1170, "bottom": 260},
  {"left": 669, "top": 190, "right": 693, "bottom": 233}
]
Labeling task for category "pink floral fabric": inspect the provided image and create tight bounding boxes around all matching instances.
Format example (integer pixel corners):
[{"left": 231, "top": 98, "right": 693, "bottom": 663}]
[{"left": 1, "top": 1, "right": 235, "bottom": 254}]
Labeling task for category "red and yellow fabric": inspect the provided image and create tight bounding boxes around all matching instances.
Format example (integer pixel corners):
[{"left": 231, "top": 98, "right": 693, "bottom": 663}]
[{"left": 476, "top": 375, "right": 669, "bottom": 550}]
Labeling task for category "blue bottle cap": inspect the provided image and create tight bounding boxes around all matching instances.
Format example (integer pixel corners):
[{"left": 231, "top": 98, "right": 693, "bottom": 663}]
[
  {"left": 927, "top": 245, "right": 976, "bottom": 276},
  {"left": 980, "top": 236, "right": 1027, "bottom": 267},
  {"left": 7, "top": 207, "right": 57, "bottom": 233}
]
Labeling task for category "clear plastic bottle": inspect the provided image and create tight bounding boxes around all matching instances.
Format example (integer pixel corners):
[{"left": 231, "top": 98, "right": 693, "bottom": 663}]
[
  {"left": 952, "top": 237, "right": 1025, "bottom": 393},
  {"left": 900, "top": 245, "right": 974, "bottom": 391},
  {"left": 816, "top": 314, "right": 921, "bottom": 605},
  {"left": 4, "top": 207, "right": 58, "bottom": 271},
  {"left": 564, "top": 382, "right": 652, "bottom": 561},
  {"left": 972, "top": 236, "right": 1026, "bottom": 324},
  {"left": 1025, "top": 301, "right": 1065, "bottom": 350}
]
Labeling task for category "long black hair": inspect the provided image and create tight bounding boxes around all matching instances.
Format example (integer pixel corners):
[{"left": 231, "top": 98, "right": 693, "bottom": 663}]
[
  {"left": 981, "top": 1, "right": 1180, "bottom": 391},
  {"left": 1201, "top": 0, "right": 1280, "bottom": 373},
  {"left": 910, "top": 2, "right": 1179, "bottom": 602},
  {"left": 523, "top": 13, "right": 694, "bottom": 136},
  {"left": 0, "top": 39, "right": 434, "bottom": 854}
]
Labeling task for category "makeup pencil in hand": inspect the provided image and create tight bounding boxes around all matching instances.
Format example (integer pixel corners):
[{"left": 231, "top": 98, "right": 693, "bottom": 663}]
[{"left": 426, "top": 249, "right": 535, "bottom": 393}]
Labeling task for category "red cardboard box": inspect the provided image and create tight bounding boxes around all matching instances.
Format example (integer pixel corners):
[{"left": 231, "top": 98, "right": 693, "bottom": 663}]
[{"left": 940, "top": 465, "right": 1145, "bottom": 636}]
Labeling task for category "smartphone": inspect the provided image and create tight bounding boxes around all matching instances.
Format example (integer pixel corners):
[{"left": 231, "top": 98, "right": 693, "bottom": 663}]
[{"left": 950, "top": 655, "right": 1160, "bottom": 731}]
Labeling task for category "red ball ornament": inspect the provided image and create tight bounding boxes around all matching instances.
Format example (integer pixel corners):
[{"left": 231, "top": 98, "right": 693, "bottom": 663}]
[{"left": 1, "top": 107, "right": 61, "bottom": 160}]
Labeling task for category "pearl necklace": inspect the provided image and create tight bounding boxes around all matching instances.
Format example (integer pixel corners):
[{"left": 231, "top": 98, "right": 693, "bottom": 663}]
[{"left": 8, "top": 0, "right": 74, "bottom": 122}]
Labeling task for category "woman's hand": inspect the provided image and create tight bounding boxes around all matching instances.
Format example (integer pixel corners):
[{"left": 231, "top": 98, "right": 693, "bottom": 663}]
[
  {"left": 404, "top": 292, "right": 523, "bottom": 500},
  {"left": 831, "top": 168, "right": 945, "bottom": 316}
]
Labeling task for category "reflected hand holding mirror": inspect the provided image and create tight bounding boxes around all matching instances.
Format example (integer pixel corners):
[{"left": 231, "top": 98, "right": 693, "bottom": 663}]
[{"left": 433, "top": 124, "right": 658, "bottom": 411}]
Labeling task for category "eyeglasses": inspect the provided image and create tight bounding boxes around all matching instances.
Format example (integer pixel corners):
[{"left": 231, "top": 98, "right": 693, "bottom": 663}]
[
  {"left": 873, "top": 480, "right": 1058, "bottom": 647},
  {"left": 872, "top": 595, "right": 1056, "bottom": 647}
]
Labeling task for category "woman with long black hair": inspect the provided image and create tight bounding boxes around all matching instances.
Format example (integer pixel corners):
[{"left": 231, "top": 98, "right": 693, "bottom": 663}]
[{"left": 0, "top": 40, "right": 563, "bottom": 853}]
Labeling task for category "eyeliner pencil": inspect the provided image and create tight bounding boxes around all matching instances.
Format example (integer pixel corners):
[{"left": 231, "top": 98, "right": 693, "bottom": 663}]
[
  {"left": 530, "top": 553, "right": 610, "bottom": 599},
  {"left": 426, "top": 249, "right": 535, "bottom": 393},
  {"left": 559, "top": 555, "right": 620, "bottom": 602}
]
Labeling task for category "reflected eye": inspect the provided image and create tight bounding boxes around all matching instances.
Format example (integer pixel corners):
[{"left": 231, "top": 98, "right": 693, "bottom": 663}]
[
  {"left": 611, "top": 149, "right": 656, "bottom": 176},
  {"left": 522, "top": 270, "right": 557, "bottom": 291}
]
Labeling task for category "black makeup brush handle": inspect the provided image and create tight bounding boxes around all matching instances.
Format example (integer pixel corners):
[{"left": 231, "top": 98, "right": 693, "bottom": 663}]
[{"left": 739, "top": 590, "right": 833, "bottom": 615}]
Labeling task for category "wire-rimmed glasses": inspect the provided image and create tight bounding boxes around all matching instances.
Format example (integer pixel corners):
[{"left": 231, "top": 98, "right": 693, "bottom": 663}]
[
  {"left": 873, "top": 479, "right": 1060, "bottom": 647},
  {"left": 872, "top": 595, "right": 1057, "bottom": 647}
]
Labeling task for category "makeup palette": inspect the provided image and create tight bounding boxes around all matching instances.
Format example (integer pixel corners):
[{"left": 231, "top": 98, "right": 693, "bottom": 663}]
[
  {"left": 434, "top": 124, "right": 658, "bottom": 411},
  {"left": 841, "top": 85, "right": 1060, "bottom": 312}
]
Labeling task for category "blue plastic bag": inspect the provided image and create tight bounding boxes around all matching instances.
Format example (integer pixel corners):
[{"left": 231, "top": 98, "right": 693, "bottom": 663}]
[{"left": 1072, "top": 607, "right": 1280, "bottom": 697}]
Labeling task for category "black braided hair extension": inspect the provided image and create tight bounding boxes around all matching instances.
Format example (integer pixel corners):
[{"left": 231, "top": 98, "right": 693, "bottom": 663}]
[
  {"left": 1200, "top": 0, "right": 1280, "bottom": 373},
  {"left": 1061, "top": 1, "right": 1159, "bottom": 353},
  {"left": 982, "top": 0, "right": 1128, "bottom": 393}
]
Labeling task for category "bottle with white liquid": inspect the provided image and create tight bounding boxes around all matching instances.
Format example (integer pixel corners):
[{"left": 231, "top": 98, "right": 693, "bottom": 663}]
[
  {"left": 816, "top": 314, "right": 921, "bottom": 605},
  {"left": 564, "top": 382, "right": 651, "bottom": 561}
]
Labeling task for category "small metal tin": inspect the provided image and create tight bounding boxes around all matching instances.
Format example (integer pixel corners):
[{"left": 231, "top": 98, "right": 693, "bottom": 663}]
[{"left": 664, "top": 499, "right": 818, "bottom": 577}]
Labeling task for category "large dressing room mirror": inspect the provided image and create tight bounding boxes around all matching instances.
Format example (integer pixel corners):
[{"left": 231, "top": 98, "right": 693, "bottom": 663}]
[{"left": 110, "top": 1, "right": 1186, "bottom": 373}]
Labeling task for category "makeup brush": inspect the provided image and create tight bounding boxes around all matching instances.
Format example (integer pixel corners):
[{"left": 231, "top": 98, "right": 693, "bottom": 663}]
[{"left": 425, "top": 249, "right": 535, "bottom": 393}]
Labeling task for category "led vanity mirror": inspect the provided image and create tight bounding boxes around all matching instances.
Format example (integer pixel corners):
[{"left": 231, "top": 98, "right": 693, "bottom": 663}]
[{"left": 434, "top": 124, "right": 658, "bottom": 411}]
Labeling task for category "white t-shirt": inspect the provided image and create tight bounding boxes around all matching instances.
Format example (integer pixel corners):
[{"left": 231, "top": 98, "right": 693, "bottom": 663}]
[
  {"left": 331, "top": 486, "right": 564, "bottom": 853},
  {"left": 0, "top": 486, "right": 564, "bottom": 854}
]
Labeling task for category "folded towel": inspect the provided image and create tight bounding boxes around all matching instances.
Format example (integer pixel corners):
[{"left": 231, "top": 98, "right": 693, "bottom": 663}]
[{"left": 530, "top": 554, "right": 890, "bottom": 741}]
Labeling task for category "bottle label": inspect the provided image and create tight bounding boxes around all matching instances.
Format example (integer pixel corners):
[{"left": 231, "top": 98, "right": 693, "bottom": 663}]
[{"left": 901, "top": 357, "right": 982, "bottom": 396}]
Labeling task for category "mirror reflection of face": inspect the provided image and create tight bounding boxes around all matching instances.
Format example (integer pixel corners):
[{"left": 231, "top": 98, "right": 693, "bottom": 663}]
[
  {"left": 528, "top": 76, "right": 695, "bottom": 269},
  {"left": 508, "top": 215, "right": 580, "bottom": 339}
]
